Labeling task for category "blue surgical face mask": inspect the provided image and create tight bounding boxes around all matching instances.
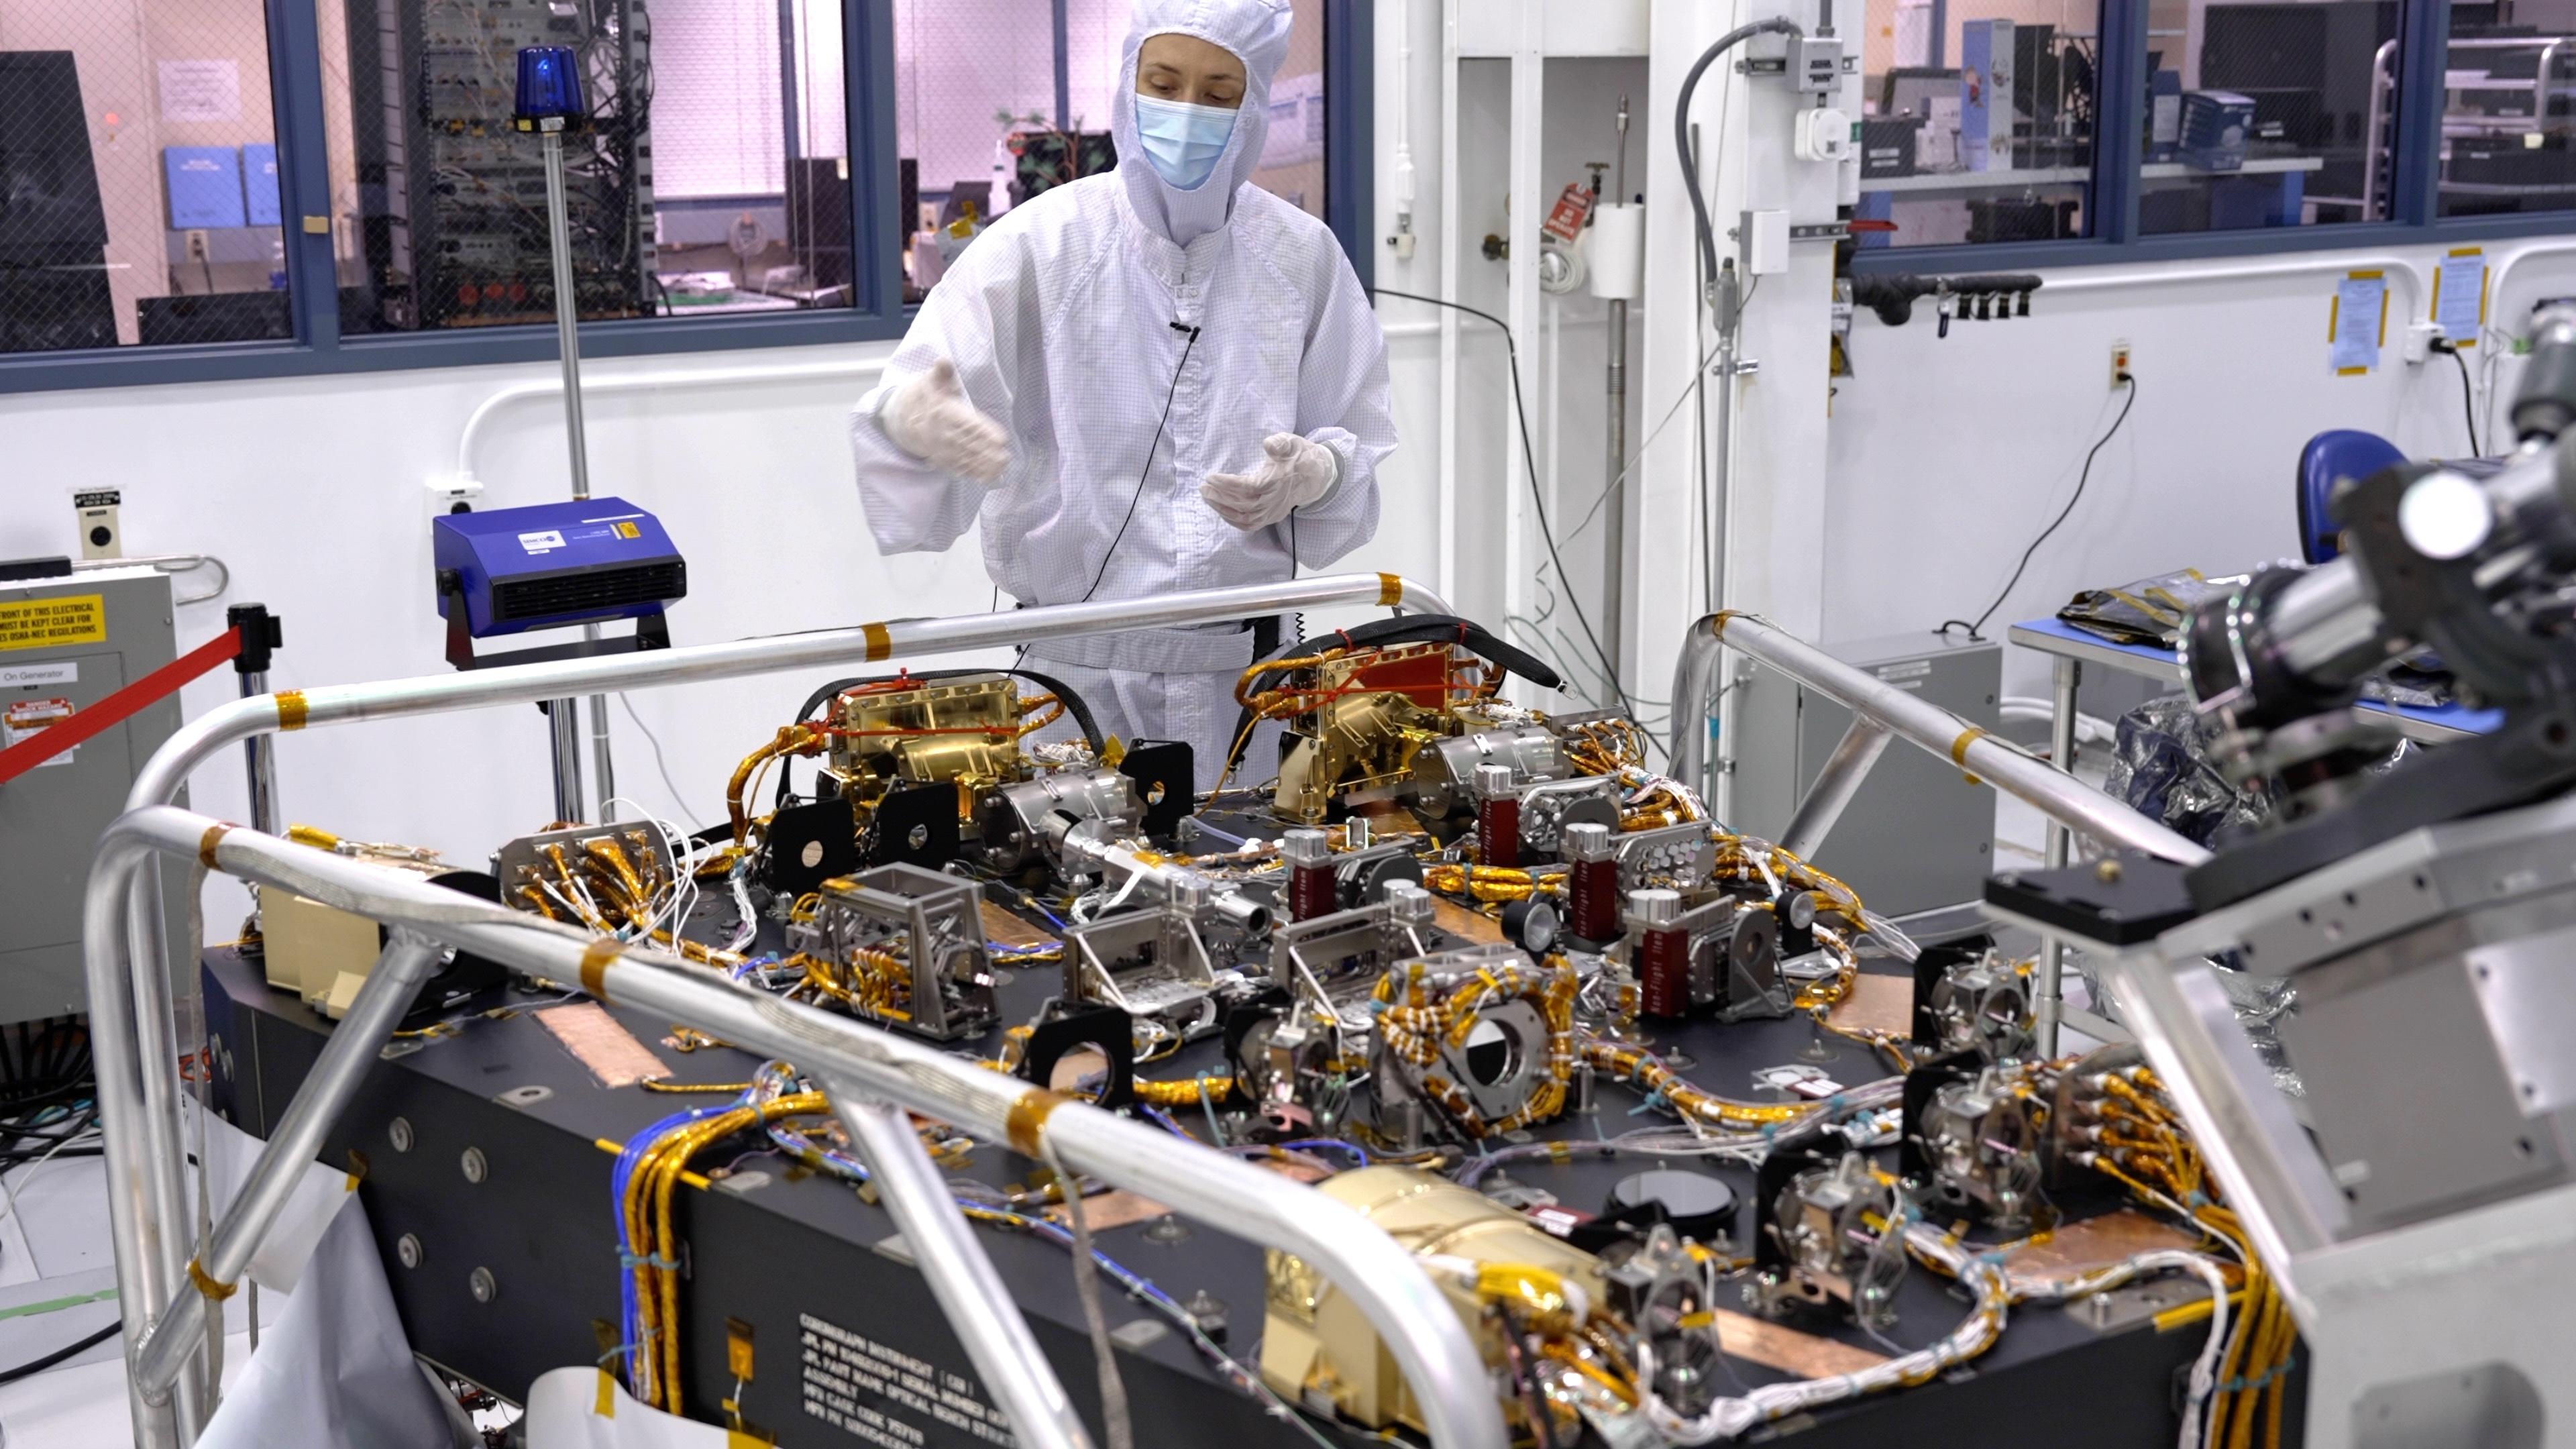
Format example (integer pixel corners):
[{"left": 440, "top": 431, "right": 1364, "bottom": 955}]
[{"left": 1132, "top": 94, "right": 1238, "bottom": 191}]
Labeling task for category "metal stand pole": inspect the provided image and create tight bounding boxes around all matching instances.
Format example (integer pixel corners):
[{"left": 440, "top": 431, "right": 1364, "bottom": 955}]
[
  {"left": 225, "top": 605, "right": 284, "bottom": 839},
  {"left": 2035, "top": 655, "right": 2082, "bottom": 1057},
  {"left": 547, "top": 700, "right": 586, "bottom": 824},
  {"left": 1605, "top": 294, "right": 1627, "bottom": 678},
  {"left": 537, "top": 121, "right": 613, "bottom": 822},
  {"left": 1602, "top": 97, "right": 1629, "bottom": 688},
  {"left": 223, "top": 603, "right": 281, "bottom": 1360}
]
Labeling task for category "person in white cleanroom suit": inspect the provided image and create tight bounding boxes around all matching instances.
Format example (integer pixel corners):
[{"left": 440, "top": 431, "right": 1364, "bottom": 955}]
[{"left": 848, "top": 0, "right": 1395, "bottom": 790}]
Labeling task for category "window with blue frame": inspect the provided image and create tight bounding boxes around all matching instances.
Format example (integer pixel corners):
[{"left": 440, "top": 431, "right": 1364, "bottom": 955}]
[
  {"left": 0, "top": 2, "right": 296, "bottom": 354},
  {"left": 317, "top": 0, "right": 857, "bottom": 336},
  {"left": 1855, "top": 0, "right": 2105, "bottom": 248},
  {"left": 2138, "top": 0, "right": 2401, "bottom": 235},
  {"left": 893, "top": 0, "right": 1330, "bottom": 302},
  {"left": 2436, "top": 0, "right": 2576, "bottom": 218}
]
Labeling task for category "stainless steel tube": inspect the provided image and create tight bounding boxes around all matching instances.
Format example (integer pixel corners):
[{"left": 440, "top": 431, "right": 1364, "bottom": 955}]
[
  {"left": 103, "top": 808, "right": 1509, "bottom": 1449},
  {"left": 2034, "top": 657, "right": 2081, "bottom": 1057},
  {"left": 1777, "top": 718, "right": 1893, "bottom": 861},
  {"left": 823, "top": 1088, "right": 1095, "bottom": 1449},
  {"left": 1668, "top": 613, "right": 1723, "bottom": 804},
  {"left": 131, "top": 933, "right": 444, "bottom": 1400},
  {"left": 122, "top": 867, "right": 201, "bottom": 1437},
  {"left": 1667, "top": 614, "right": 2209, "bottom": 865}
]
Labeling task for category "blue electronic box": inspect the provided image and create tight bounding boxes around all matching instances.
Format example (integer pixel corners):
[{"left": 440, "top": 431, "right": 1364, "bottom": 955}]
[{"left": 432, "top": 498, "right": 685, "bottom": 667}]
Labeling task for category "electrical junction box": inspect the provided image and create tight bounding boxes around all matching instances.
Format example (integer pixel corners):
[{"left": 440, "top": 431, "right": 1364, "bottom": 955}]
[
  {"left": 1741, "top": 209, "right": 1791, "bottom": 274},
  {"left": 1726, "top": 631, "right": 2002, "bottom": 920},
  {"left": 431, "top": 497, "right": 686, "bottom": 640},
  {"left": 1791, "top": 36, "right": 1845, "bottom": 96},
  {"left": 0, "top": 566, "right": 192, "bottom": 1022}
]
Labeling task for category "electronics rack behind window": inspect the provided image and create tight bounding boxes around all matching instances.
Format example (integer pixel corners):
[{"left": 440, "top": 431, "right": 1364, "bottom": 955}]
[{"left": 343, "top": 0, "right": 657, "bottom": 334}]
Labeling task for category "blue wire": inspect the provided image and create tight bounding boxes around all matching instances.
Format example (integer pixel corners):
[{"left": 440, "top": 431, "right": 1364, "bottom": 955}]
[{"left": 1279, "top": 1138, "right": 1372, "bottom": 1165}]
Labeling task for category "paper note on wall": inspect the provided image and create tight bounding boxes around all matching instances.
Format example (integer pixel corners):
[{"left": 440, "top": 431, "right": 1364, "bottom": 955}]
[
  {"left": 2331, "top": 272, "right": 2389, "bottom": 374},
  {"left": 158, "top": 60, "right": 241, "bottom": 123},
  {"left": 2434, "top": 249, "right": 2488, "bottom": 347}
]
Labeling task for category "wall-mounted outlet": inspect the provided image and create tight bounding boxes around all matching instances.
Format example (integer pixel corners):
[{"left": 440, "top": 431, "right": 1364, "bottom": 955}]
[
  {"left": 2404, "top": 320, "right": 2443, "bottom": 365},
  {"left": 183, "top": 229, "right": 209, "bottom": 262},
  {"left": 2109, "top": 339, "right": 2134, "bottom": 386},
  {"left": 425, "top": 476, "right": 482, "bottom": 519}
]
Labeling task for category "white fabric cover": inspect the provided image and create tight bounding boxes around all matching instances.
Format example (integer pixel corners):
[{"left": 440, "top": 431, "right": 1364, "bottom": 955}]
[
  {"left": 850, "top": 0, "right": 1393, "bottom": 784},
  {"left": 195, "top": 1187, "right": 457, "bottom": 1448},
  {"left": 523, "top": 1365, "right": 743, "bottom": 1448}
]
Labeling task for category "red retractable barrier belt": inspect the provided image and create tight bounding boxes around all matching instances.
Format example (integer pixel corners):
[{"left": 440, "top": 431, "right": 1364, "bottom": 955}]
[{"left": 0, "top": 626, "right": 243, "bottom": 786}]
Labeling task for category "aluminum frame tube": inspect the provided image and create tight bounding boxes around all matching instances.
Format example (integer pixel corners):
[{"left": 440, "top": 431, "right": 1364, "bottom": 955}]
[
  {"left": 99, "top": 808, "right": 1508, "bottom": 1449},
  {"left": 1666, "top": 613, "right": 2210, "bottom": 865},
  {"left": 2034, "top": 657, "right": 2082, "bottom": 1057},
  {"left": 128, "top": 574, "right": 1450, "bottom": 816},
  {"left": 83, "top": 841, "right": 184, "bottom": 1449},
  {"left": 823, "top": 1088, "right": 1095, "bottom": 1449},
  {"left": 1776, "top": 718, "right": 1893, "bottom": 861},
  {"left": 105, "top": 576, "right": 1452, "bottom": 1445},
  {"left": 131, "top": 933, "right": 445, "bottom": 1401}
]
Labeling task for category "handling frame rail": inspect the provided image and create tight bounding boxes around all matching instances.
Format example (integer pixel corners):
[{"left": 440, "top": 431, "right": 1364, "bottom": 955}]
[
  {"left": 86, "top": 574, "right": 1501, "bottom": 1449},
  {"left": 1666, "top": 610, "right": 2211, "bottom": 1057}
]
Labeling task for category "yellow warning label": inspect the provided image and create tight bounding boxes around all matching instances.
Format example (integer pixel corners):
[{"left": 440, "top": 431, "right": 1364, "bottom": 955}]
[
  {"left": 615, "top": 521, "right": 641, "bottom": 539},
  {"left": 0, "top": 594, "right": 106, "bottom": 652}
]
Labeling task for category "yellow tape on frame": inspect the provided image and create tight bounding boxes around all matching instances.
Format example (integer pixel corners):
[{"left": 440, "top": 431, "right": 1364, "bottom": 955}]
[{"left": 0, "top": 594, "right": 105, "bottom": 651}]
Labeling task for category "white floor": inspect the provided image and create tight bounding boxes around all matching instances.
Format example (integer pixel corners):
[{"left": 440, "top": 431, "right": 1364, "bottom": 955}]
[{"left": 0, "top": 1157, "right": 275, "bottom": 1448}]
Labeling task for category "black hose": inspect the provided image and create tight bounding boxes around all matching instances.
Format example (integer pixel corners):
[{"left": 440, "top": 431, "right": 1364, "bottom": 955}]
[
  {"left": 1675, "top": 19, "right": 1801, "bottom": 291},
  {"left": 0, "top": 1318, "right": 121, "bottom": 1385},
  {"left": 774, "top": 667, "right": 1107, "bottom": 810},
  {"left": 1220, "top": 613, "right": 1567, "bottom": 773}
]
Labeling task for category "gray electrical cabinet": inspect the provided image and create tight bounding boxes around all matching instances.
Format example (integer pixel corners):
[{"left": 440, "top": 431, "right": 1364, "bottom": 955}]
[
  {"left": 0, "top": 568, "right": 190, "bottom": 1023},
  {"left": 1727, "top": 631, "right": 2001, "bottom": 920}
]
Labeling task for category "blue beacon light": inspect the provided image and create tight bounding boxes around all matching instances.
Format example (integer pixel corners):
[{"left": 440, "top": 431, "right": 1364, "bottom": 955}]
[{"left": 513, "top": 46, "right": 586, "bottom": 129}]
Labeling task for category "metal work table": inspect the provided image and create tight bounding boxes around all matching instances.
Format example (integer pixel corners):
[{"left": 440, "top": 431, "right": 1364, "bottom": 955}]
[
  {"left": 2006, "top": 616, "right": 2499, "bottom": 748},
  {"left": 201, "top": 857, "right": 2273, "bottom": 1449}
]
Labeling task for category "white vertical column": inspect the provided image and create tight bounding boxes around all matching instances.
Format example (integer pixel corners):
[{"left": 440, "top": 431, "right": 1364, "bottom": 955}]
[
  {"left": 1503, "top": 1, "right": 1545, "bottom": 664},
  {"left": 1638, "top": 0, "right": 1839, "bottom": 806}
]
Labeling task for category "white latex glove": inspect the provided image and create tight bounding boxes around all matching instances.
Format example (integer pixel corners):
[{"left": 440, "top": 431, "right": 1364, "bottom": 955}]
[
  {"left": 1201, "top": 433, "right": 1340, "bottom": 531},
  {"left": 877, "top": 356, "right": 1011, "bottom": 483}
]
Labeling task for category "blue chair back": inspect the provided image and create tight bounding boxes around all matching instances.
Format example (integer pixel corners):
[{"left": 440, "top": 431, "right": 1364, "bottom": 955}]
[{"left": 2298, "top": 429, "right": 2406, "bottom": 564}]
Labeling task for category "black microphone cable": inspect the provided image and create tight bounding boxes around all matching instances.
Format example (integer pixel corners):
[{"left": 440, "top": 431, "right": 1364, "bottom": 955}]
[{"left": 1077, "top": 320, "right": 1204, "bottom": 606}]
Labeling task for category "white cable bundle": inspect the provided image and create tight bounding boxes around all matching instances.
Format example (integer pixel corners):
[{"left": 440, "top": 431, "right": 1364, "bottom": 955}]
[{"left": 1589, "top": 203, "right": 1646, "bottom": 301}]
